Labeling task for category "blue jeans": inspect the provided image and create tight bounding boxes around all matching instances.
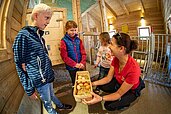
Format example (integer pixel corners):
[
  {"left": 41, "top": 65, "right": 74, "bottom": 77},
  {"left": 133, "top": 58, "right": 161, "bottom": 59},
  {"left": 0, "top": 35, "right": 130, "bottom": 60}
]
[
  {"left": 37, "top": 83, "right": 63, "bottom": 114},
  {"left": 98, "top": 66, "right": 110, "bottom": 80}
]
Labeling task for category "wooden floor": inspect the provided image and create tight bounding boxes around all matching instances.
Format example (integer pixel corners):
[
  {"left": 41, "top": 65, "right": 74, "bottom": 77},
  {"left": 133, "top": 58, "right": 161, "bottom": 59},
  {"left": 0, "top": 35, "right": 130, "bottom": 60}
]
[
  {"left": 18, "top": 63, "right": 171, "bottom": 114},
  {"left": 53, "top": 63, "right": 171, "bottom": 114},
  {"left": 55, "top": 81, "right": 171, "bottom": 114}
]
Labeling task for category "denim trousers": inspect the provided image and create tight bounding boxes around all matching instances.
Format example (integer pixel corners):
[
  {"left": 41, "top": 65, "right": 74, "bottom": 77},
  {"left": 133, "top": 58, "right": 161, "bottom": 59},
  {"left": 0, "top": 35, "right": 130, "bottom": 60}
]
[
  {"left": 37, "top": 83, "right": 63, "bottom": 114},
  {"left": 98, "top": 66, "right": 110, "bottom": 80}
]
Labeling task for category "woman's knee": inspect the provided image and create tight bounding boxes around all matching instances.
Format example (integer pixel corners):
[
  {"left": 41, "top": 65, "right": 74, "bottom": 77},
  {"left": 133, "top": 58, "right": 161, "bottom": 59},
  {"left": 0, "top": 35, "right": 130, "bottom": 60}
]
[{"left": 104, "top": 102, "right": 116, "bottom": 111}]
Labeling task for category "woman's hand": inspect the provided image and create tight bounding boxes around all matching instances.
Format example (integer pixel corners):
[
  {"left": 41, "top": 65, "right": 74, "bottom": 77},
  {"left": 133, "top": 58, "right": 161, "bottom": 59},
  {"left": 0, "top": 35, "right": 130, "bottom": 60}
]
[{"left": 82, "top": 92, "right": 102, "bottom": 105}]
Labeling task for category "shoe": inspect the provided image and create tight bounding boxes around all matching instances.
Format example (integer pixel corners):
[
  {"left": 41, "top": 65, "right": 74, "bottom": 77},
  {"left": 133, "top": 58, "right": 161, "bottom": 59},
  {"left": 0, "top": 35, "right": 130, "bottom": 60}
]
[
  {"left": 94, "top": 87, "right": 100, "bottom": 94},
  {"left": 58, "top": 104, "right": 73, "bottom": 111},
  {"left": 117, "top": 104, "right": 130, "bottom": 110}
]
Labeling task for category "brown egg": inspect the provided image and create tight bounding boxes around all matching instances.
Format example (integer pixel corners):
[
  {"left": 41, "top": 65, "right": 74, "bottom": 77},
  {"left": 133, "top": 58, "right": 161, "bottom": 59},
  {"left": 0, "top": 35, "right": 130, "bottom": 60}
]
[
  {"left": 84, "top": 82, "right": 89, "bottom": 86},
  {"left": 85, "top": 85, "right": 90, "bottom": 89}
]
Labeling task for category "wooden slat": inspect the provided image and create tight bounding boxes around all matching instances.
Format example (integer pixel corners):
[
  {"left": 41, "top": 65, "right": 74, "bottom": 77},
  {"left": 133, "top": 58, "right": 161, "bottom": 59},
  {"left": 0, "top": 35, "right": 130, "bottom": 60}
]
[
  {"left": 14, "top": 0, "right": 23, "bottom": 15},
  {"left": 105, "top": 1, "right": 117, "bottom": 20},
  {"left": 11, "top": 17, "right": 22, "bottom": 32},
  {"left": 140, "top": 0, "right": 145, "bottom": 13},
  {"left": 81, "top": 2, "right": 98, "bottom": 17},
  {"left": 0, "top": 71, "right": 19, "bottom": 112},
  {"left": 117, "top": 0, "right": 129, "bottom": 15},
  {"left": 11, "top": 28, "right": 18, "bottom": 43},
  {"left": 12, "top": 7, "right": 22, "bottom": 24},
  {"left": 1, "top": 83, "right": 24, "bottom": 114},
  {"left": 98, "top": 0, "right": 108, "bottom": 32}
]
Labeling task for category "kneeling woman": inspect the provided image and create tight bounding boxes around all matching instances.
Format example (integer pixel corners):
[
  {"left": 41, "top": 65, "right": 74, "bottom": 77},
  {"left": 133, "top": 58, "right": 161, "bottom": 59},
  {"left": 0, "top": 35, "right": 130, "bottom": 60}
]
[{"left": 83, "top": 33, "right": 145, "bottom": 111}]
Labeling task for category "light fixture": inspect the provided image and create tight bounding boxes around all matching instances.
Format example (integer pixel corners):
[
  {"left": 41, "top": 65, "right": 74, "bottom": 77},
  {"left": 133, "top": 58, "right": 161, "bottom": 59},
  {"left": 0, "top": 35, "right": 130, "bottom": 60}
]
[
  {"left": 109, "top": 23, "right": 114, "bottom": 31},
  {"left": 140, "top": 17, "right": 146, "bottom": 26}
]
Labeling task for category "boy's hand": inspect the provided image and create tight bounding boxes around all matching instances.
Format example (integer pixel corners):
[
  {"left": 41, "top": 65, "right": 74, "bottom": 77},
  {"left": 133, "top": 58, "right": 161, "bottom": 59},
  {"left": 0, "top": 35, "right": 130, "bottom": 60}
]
[
  {"left": 30, "top": 92, "right": 38, "bottom": 100},
  {"left": 22, "top": 63, "right": 26, "bottom": 71}
]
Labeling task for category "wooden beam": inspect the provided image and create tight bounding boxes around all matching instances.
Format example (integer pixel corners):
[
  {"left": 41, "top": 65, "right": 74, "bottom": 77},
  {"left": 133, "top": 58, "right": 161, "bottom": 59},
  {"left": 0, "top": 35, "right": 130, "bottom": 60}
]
[
  {"left": 81, "top": 2, "right": 98, "bottom": 17},
  {"left": 98, "top": 0, "right": 108, "bottom": 32},
  {"left": 140, "top": 0, "right": 145, "bottom": 13},
  {"left": 85, "top": 13, "right": 90, "bottom": 32},
  {"left": 72, "top": 0, "right": 83, "bottom": 40},
  {"left": 118, "top": 0, "right": 129, "bottom": 15},
  {"left": 104, "top": 1, "right": 117, "bottom": 20},
  {"left": 22, "top": 0, "right": 29, "bottom": 27},
  {"left": 157, "top": 0, "right": 161, "bottom": 11},
  {"left": 87, "top": 12, "right": 101, "bottom": 30}
]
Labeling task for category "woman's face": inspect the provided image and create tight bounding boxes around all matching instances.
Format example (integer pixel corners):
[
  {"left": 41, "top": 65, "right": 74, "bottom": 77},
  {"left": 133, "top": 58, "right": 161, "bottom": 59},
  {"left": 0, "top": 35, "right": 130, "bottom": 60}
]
[{"left": 109, "top": 37, "right": 120, "bottom": 56}]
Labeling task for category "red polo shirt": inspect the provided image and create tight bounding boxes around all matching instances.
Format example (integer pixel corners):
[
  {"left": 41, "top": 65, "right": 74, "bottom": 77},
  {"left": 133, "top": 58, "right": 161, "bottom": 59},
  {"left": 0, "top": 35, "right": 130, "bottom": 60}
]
[{"left": 111, "top": 55, "right": 141, "bottom": 90}]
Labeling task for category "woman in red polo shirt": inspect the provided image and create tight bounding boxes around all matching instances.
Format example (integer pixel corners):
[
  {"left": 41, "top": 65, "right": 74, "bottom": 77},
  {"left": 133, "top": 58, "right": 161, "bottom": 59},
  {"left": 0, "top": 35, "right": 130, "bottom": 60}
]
[{"left": 83, "top": 33, "right": 145, "bottom": 111}]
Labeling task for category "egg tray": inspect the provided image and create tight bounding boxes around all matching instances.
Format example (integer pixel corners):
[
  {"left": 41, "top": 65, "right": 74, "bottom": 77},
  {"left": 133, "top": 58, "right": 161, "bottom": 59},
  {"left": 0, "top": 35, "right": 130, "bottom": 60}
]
[{"left": 73, "top": 71, "right": 93, "bottom": 102}]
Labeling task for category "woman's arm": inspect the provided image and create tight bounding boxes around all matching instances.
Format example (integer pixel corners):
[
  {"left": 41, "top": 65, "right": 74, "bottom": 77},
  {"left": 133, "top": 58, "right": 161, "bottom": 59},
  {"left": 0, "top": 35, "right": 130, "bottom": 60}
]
[
  {"left": 102, "top": 81, "right": 133, "bottom": 101},
  {"left": 84, "top": 81, "right": 133, "bottom": 105}
]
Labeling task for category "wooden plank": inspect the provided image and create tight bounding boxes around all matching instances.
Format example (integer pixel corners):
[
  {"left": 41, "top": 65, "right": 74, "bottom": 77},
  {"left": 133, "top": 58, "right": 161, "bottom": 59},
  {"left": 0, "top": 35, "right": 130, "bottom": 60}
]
[
  {"left": 105, "top": 1, "right": 117, "bottom": 19},
  {"left": 0, "top": 71, "right": 19, "bottom": 112},
  {"left": 140, "top": 0, "right": 145, "bottom": 13},
  {"left": 11, "top": 28, "right": 18, "bottom": 43},
  {"left": 81, "top": 2, "right": 98, "bottom": 17},
  {"left": 98, "top": 0, "right": 108, "bottom": 32},
  {"left": 11, "top": 17, "right": 22, "bottom": 32},
  {"left": 14, "top": 0, "right": 23, "bottom": 15},
  {"left": 12, "top": 7, "right": 22, "bottom": 24},
  {"left": 22, "top": 0, "right": 29, "bottom": 27},
  {"left": 1, "top": 83, "right": 24, "bottom": 114},
  {"left": 117, "top": 0, "right": 129, "bottom": 15},
  {"left": 0, "top": 60, "right": 16, "bottom": 81}
]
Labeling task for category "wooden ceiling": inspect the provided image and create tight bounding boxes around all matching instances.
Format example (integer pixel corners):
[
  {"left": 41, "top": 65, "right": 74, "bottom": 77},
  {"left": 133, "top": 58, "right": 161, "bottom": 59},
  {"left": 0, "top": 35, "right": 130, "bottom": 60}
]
[{"left": 82, "top": 0, "right": 161, "bottom": 19}]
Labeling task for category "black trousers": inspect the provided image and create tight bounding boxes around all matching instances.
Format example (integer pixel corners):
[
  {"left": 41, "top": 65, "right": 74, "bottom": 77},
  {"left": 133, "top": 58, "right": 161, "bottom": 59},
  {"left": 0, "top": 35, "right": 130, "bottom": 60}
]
[
  {"left": 68, "top": 69, "right": 83, "bottom": 85},
  {"left": 99, "top": 78, "right": 138, "bottom": 111}
]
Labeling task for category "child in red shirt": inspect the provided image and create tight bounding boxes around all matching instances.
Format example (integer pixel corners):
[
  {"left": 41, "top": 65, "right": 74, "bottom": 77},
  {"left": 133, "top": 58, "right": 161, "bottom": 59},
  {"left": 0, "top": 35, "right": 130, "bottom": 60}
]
[{"left": 60, "top": 20, "right": 86, "bottom": 85}]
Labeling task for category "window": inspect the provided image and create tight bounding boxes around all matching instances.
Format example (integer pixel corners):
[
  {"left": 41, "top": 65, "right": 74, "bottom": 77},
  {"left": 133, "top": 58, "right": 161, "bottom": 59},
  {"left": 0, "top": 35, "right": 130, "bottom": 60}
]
[{"left": 138, "top": 26, "right": 151, "bottom": 37}]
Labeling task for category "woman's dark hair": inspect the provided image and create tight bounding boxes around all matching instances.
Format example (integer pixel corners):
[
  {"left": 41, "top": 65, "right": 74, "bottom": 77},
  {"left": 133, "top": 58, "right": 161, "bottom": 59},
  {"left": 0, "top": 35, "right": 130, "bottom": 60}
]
[{"left": 113, "top": 33, "right": 138, "bottom": 54}]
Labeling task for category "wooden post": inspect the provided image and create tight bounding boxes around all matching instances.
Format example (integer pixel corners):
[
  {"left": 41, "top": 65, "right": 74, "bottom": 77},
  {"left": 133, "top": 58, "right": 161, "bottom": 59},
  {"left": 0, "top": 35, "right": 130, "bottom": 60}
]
[
  {"left": 72, "top": 0, "right": 83, "bottom": 41},
  {"left": 98, "top": 0, "right": 108, "bottom": 32}
]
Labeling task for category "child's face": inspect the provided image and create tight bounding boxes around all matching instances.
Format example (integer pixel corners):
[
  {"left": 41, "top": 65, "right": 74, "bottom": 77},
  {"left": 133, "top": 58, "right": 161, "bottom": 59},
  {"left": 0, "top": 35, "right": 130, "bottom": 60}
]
[
  {"left": 66, "top": 27, "right": 77, "bottom": 38},
  {"left": 34, "top": 11, "right": 52, "bottom": 30}
]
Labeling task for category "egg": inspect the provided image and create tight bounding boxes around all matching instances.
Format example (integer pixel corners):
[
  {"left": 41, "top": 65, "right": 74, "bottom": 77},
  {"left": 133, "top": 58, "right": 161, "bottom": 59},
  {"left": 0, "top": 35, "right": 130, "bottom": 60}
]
[
  {"left": 77, "top": 85, "right": 81, "bottom": 90},
  {"left": 85, "top": 85, "right": 90, "bottom": 89}
]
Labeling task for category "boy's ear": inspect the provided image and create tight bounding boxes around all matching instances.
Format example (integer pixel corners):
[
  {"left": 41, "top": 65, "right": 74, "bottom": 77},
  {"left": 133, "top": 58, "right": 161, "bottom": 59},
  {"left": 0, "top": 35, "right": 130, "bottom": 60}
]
[{"left": 32, "top": 13, "right": 38, "bottom": 20}]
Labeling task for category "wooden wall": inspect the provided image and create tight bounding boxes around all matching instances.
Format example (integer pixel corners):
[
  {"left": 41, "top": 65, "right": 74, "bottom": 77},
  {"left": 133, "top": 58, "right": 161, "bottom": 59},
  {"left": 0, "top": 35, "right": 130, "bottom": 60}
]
[
  {"left": 0, "top": 0, "right": 28, "bottom": 113},
  {"left": 114, "top": 8, "right": 165, "bottom": 36},
  {"left": 162, "top": 0, "right": 171, "bottom": 34}
]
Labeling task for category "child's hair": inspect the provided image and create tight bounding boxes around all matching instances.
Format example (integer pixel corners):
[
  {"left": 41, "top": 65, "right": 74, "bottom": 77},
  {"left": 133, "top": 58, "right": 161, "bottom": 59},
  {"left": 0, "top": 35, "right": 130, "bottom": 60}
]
[
  {"left": 99, "top": 32, "right": 110, "bottom": 46},
  {"left": 31, "top": 3, "right": 52, "bottom": 21},
  {"left": 65, "top": 20, "right": 78, "bottom": 31},
  {"left": 113, "top": 33, "right": 138, "bottom": 54}
]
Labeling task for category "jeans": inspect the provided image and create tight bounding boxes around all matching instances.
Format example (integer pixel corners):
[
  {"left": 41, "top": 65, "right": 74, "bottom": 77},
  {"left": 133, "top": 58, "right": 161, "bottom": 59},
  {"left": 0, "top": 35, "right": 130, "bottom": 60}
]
[
  {"left": 37, "top": 83, "right": 63, "bottom": 114},
  {"left": 98, "top": 66, "right": 110, "bottom": 80}
]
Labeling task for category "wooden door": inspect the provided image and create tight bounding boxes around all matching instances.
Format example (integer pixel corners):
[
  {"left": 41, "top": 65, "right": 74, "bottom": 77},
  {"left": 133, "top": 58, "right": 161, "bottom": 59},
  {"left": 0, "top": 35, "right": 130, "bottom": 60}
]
[{"left": 26, "top": 8, "right": 67, "bottom": 66}]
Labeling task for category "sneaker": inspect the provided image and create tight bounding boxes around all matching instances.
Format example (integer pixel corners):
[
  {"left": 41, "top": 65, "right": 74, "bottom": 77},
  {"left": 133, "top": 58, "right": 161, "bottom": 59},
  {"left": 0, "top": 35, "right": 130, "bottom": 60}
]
[
  {"left": 94, "top": 87, "right": 100, "bottom": 94},
  {"left": 58, "top": 104, "right": 73, "bottom": 111}
]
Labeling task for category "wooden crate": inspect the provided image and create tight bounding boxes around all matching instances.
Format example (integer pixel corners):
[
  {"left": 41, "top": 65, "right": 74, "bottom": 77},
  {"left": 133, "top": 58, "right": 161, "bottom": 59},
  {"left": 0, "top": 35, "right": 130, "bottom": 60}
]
[{"left": 73, "top": 71, "right": 93, "bottom": 102}]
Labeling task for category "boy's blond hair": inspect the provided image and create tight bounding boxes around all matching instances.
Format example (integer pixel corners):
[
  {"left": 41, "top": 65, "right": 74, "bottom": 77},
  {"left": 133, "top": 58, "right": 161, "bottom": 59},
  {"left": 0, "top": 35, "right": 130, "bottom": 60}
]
[{"left": 31, "top": 3, "right": 52, "bottom": 21}]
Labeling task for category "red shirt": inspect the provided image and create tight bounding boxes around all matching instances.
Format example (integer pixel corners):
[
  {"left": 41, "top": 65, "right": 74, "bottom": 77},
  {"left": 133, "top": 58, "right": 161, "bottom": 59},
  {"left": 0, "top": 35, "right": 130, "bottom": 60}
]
[
  {"left": 111, "top": 55, "right": 141, "bottom": 90},
  {"left": 60, "top": 38, "right": 86, "bottom": 67}
]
